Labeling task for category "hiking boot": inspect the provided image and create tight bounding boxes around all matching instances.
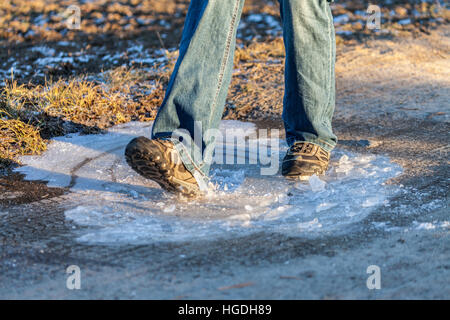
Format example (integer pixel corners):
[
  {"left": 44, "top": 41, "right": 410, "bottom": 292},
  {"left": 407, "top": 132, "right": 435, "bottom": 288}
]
[
  {"left": 282, "top": 142, "right": 330, "bottom": 180},
  {"left": 125, "top": 137, "right": 200, "bottom": 196}
]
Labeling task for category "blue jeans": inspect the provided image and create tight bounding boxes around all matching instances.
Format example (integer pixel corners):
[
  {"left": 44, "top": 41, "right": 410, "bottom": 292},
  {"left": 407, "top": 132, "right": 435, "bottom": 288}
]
[{"left": 152, "top": 0, "right": 337, "bottom": 183}]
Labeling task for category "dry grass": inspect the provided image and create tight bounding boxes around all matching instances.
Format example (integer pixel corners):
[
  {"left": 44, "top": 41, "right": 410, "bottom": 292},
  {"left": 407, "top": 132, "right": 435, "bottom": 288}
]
[
  {"left": 227, "top": 38, "right": 285, "bottom": 119},
  {"left": 0, "top": 118, "right": 46, "bottom": 168},
  {"left": 2, "top": 78, "right": 130, "bottom": 128},
  {"left": 234, "top": 38, "right": 284, "bottom": 66},
  {"left": 0, "top": 56, "right": 177, "bottom": 165},
  {"left": 1, "top": 53, "right": 176, "bottom": 124}
]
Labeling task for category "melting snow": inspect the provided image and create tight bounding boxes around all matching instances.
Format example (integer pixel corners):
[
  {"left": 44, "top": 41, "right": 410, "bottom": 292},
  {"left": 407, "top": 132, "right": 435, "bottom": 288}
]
[
  {"left": 413, "top": 221, "right": 450, "bottom": 231},
  {"left": 334, "top": 14, "right": 350, "bottom": 24},
  {"left": 16, "top": 121, "right": 405, "bottom": 244}
]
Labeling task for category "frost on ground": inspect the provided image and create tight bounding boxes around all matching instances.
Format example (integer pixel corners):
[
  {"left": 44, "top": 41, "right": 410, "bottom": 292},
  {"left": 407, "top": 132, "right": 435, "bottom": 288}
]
[{"left": 16, "top": 121, "right": 404, "bottom": 244}]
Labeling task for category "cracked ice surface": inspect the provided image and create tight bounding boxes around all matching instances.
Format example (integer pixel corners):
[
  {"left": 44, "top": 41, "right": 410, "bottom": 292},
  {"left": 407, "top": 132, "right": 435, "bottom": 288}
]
[{"left": 15, "top": 121, "right": 403, "bottom": 244}]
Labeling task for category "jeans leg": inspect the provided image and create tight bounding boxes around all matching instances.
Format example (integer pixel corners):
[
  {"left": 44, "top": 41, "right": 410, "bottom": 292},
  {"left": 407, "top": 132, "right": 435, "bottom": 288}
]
[
  {"left": 152, "top": 0, "right": 245, "bottom": 181},
  {"left": 279, "top": 0, "right": 337, "bottom": 152}
]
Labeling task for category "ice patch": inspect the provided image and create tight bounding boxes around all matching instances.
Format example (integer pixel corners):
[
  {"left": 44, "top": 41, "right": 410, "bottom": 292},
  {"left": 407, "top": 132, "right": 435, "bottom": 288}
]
[
  {"left": 336, "top": 30, "right": 354, "bottom": 36},
  {"left": 239, "top": 13, "right": 282, "bottom": 38},
  {"left": 414, "top": 222, "right": 436, "bottom": 230},
  {"left": 441, "top": 221, "right": 450, "bottom": 229},
  {"left": 334, "top": 14, "right": 350, "bottom": 24},
  {"left": 398, "top": 19, "right": 412, "bottom": 25},
  {"left": 31, "top": 46, "right": 56, "bottom": 56},
  {"left": 16, "top": 121, "right": 404, "bottom": 244},
  {"left": 298, "top": 218, "right": 322, "bottom": 231},
  {"left": 413, "top": 221, "right": 450, "bottom": 231}
]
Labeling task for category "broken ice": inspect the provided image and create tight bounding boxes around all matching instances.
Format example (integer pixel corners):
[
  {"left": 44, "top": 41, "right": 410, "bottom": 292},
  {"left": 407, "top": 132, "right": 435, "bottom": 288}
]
[
  {"left": 16, "top": 121, "right": 404, "bottom": 244},
  {"left": 309, "top": 175, "right": 326, "bottom": 192}
]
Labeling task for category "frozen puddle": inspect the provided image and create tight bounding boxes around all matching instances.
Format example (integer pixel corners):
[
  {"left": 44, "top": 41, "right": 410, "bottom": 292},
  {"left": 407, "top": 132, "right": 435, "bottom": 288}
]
[{"left": 16, "top": 121, "right": 403, "bottom": 244}]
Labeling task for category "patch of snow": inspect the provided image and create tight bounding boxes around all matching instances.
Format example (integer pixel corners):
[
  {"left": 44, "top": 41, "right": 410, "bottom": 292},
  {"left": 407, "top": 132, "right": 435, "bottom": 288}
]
[
  {"left": 413, "top": 220, "right": 450, "bottom": 231},
  {"left": 247, "top": 14, "right": 264, "bottom": 23},
  {"left": 35, "top": 53, "right": 75, "bottom": 66},
  {"left": 334, "top": 14, "right": 350, "bottom": 24},
  {"left": 336, "top": 30, "right": 354, "bottom": 36},
  {"left": 398, "top": 19, "right": 412, "bottom": 25},
  {"left": 241, "top": 13, "right": 281, "bottom": 37},
  {"left": 31, "top": 46, "right": 56, "bottom": 56},
  {"left": 414, "top": 222, "right": 436, "bottom": 230}
]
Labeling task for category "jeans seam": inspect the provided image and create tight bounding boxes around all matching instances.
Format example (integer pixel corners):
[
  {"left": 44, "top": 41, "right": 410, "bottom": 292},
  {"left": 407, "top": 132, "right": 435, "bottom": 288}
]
[
  {"left": 322, "top": 4, "right": 333, "bottom": 124},
  {"left": 317, "top": 138, "right": 335, "bottom": 148},
  {"left": 207, "top": 0, "right": 241, "bottom": 129},
  {"left": 315, "top": 3, "right": 334, "bottom": 143}
]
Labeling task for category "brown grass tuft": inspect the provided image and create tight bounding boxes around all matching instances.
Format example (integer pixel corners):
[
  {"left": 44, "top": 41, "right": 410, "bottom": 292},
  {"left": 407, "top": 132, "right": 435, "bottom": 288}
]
[
  {"left": 0, "top": 60, "right": 178, "bottom": 165},
  {"left": 0, "top": 118, "right": 47, "bottom": 167}
]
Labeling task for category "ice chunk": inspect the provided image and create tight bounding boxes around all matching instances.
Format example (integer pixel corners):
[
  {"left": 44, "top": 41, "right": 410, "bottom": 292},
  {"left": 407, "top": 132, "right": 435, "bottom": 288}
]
[
  {"left": 316, "top": 202, "right": 337, "bottom": 213},
  {"left": 277, "top": 194, "right": 290, "bottom": 204},
  {"left": 335, "top": 154, "right": 354, "bottom": 174},
  {"left": 294, "top": 182, "right": 309, "bottom": 191},
  {"left": 339, "top": 155, "right": 349, "bottom": 164},
  {"left": 163, "top": 205, "right": 176, "bottom": 213},
  {"left": 362, "top": 196, "right": 383, "bottom": 208},
  {"left": 309, "top": 175, "right": 326, "bottom": 192},
  {"left": 298, "top": 218, "right": 322, "bottom": 230}
]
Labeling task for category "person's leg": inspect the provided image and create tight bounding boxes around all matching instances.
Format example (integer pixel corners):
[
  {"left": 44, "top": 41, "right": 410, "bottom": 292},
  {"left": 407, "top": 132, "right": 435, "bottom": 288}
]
[
  {"left": 151, "top": 0, "right": 245, "bottom": 183},
  {"left": 279, "top": 0, "right": 337, "bottom": 152}
]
